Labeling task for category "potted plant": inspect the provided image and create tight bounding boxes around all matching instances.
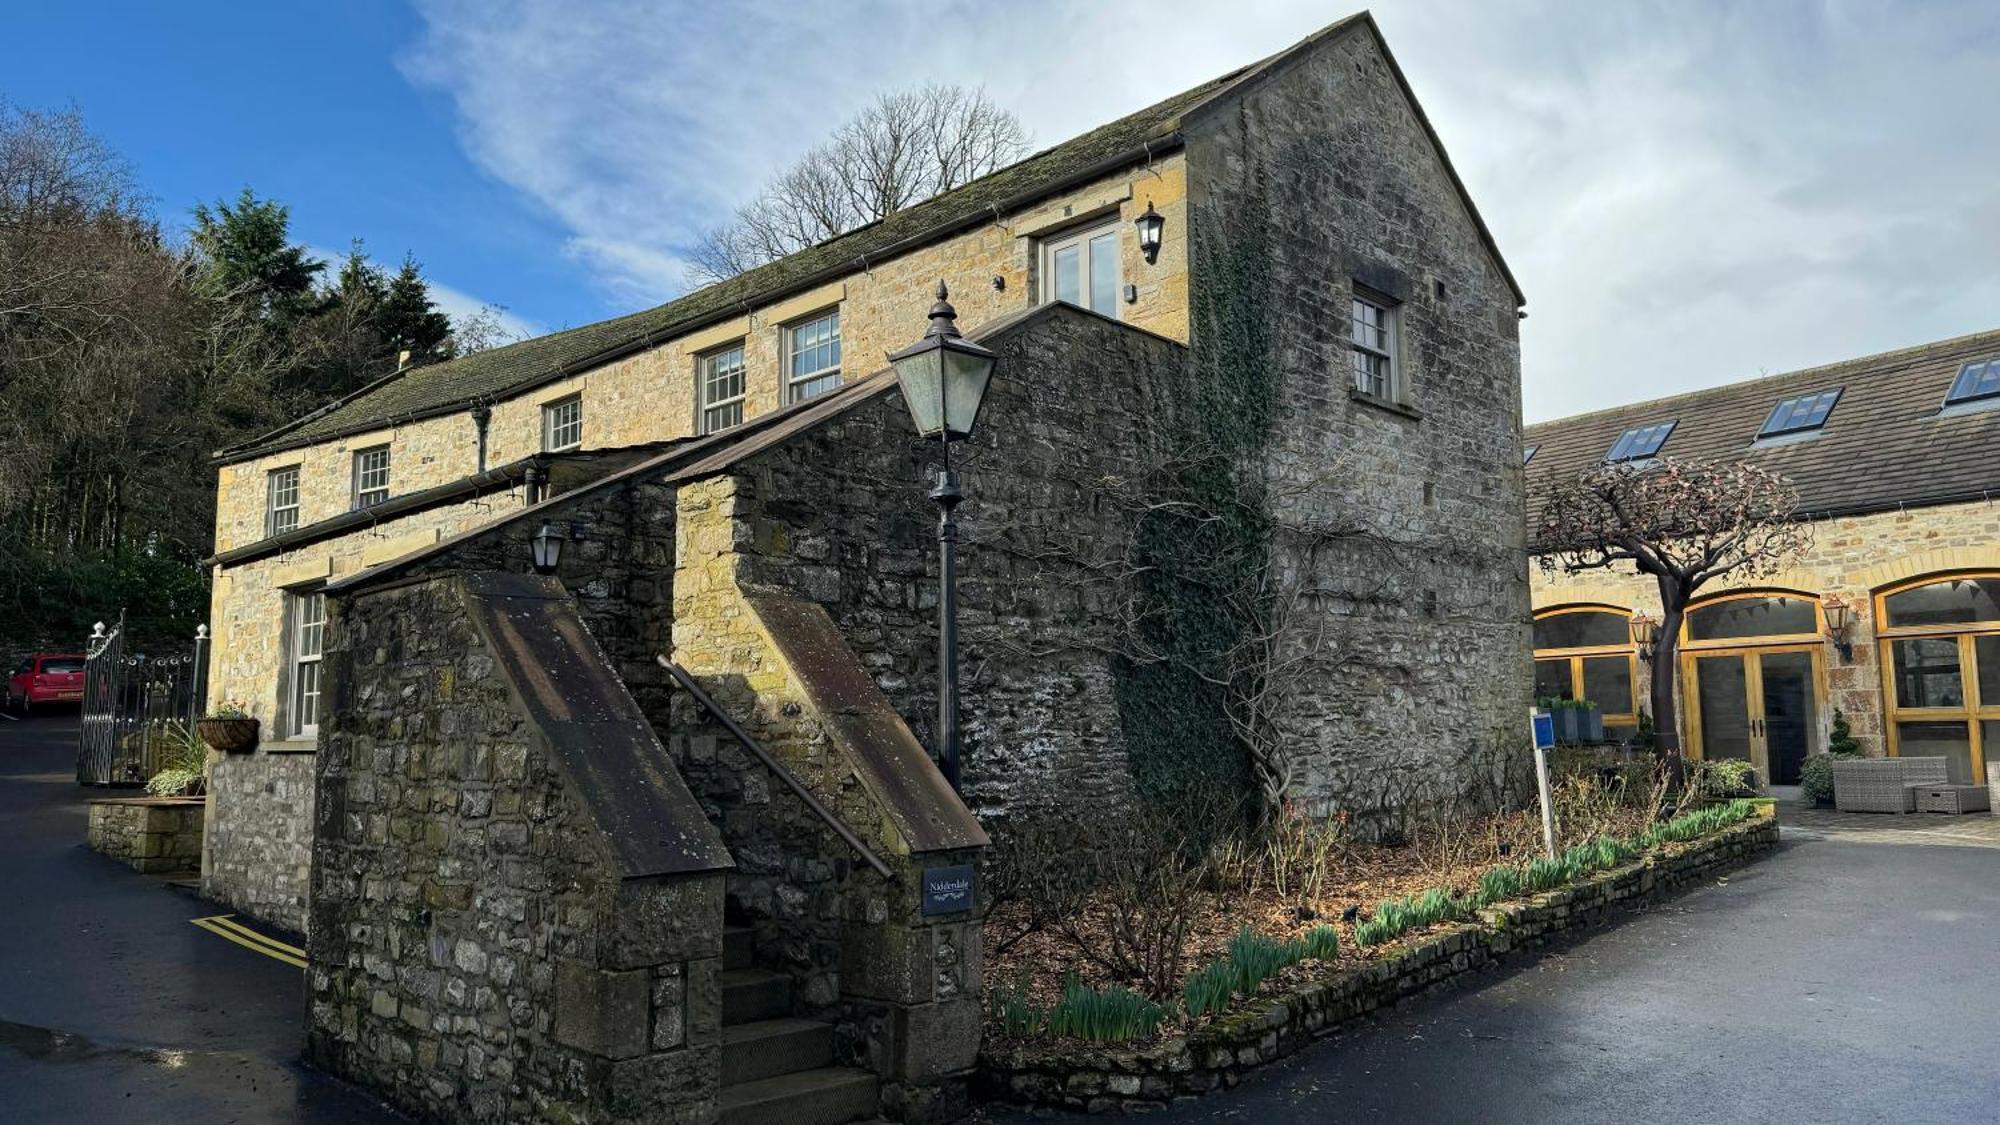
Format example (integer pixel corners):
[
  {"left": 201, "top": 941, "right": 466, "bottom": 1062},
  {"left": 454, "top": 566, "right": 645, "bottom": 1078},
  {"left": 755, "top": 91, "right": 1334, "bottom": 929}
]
[
  {"left": 197, "top": 701, "right": 259, "bottom": 754},
  {"left": 147, "top": 722, "right": 208, "bottom": 797},
  {"left": 1538, "top": 696, "right": 1605, "bottom": 745}
]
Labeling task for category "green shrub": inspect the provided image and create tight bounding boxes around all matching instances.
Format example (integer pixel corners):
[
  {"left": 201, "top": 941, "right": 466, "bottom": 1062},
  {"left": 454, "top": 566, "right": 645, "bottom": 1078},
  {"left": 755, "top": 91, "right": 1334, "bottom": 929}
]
[
  {"left": 1410, "top": 886, "right": 1467, "bottom": 928},
  {"left": 144, "top": 722, "right": 206, "bottom": 797},
  {"left": 1799, "top": 754, "right": 1846, "bottom": 805},
  {"left": 1181, "top": 958, "right": 1236, "bottom": 1019},
  {"left": 1690, "top": 758, "right": 1759, "bottom": 799},
  {"left": 1353, "top": 915, "right": 1397, "bottom": 947},
  {"left": 1047, "top": 973, "right": 1165, "bottom": 1042},
  {"left": 1827, "top": 709, "right": 1861, "bottom": 756},
  {"left": 1476, "top": 865, "right": 1524, "bottom": 906},
  {"left": 1300, "top": 923, "right": 1341, "bottom": 961},
  {"left": 988, "top": 979, "right": 1046, "bottom": 1037},
  {"left": 1524, "top": 855, "right": 1575, "bottom": 892}
]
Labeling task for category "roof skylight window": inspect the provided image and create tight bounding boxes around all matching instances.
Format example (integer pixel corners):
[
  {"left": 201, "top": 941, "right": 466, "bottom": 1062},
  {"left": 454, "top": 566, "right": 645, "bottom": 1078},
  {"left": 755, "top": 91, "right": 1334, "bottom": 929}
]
[
  {"left": 1759, "top": 388, "right": 1842, "bottom": 438},
  {"left": 1946, "top": 357, "right": 2000, "bottom": 406},
  {"left": 1604, "top": 421, "right": 1675, "bottom": 463}
]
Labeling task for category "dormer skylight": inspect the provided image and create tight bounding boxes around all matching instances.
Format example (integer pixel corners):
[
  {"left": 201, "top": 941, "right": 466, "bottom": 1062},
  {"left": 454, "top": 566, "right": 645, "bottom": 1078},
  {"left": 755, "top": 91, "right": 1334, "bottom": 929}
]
[
  {"left": 1758, "top": 388, "right": 1842, "bottom": 439},
  {"left": 1604, "top": 421, "right": 1675, "bottom": 463},
  {"left": 1945, "top": 357, "right": 2000, "bottom": 406},
  {"left": 1523, "top": 445, "right": 1538, "bottom": 465}
]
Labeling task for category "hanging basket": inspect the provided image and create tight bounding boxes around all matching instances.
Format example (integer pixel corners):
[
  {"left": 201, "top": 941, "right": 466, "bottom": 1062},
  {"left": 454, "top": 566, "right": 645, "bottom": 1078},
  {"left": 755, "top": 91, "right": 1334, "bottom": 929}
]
[{"left": 198, "top": 717, "right": 260, "bottom": 754}]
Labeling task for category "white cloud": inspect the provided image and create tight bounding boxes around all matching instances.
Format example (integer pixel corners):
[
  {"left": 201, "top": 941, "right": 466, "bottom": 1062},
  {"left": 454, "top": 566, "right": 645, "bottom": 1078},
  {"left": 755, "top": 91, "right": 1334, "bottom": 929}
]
[{"left": 402, "top": 0, "right": 2000, "bottom": 420}]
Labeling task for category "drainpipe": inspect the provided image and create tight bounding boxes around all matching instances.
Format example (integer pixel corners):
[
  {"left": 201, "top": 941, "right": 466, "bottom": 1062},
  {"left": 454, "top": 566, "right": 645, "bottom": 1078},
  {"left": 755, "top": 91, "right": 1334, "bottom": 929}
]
[
  {"left": 470, "top": 402, "right": 492, "bottom": 474},
  {"left": 523, "top": 461, "right": 544, "bottom": 506}
]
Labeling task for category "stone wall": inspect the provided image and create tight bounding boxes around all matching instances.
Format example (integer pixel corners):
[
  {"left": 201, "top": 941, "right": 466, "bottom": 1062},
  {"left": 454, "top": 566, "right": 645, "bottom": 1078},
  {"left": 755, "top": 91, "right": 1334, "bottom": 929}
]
[
  {"left": 979, "top": 808, "right": 1780, "bottom": 1113},
  {"left": 1531, "top": 500, "right": 2000, "bottom": 757},
  {"left": 88, "top": 796, "right": 205, "bottom": 875},
  {"left": 203, "top": 751, "right": 316, "bottom": 931},
  {"left": 307, "top": 573, "right": 730, "bottom": 1124},
  {"left": 1181, "top": 21, "right": 1533, "bottom": 819}
]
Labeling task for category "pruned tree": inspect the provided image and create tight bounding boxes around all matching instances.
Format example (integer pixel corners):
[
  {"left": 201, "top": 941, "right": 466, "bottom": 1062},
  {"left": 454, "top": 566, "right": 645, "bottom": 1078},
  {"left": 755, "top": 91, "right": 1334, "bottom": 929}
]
[
  {"left": 1535, "top": 458, "right": 1811, "bottom": 766},
  {"left": 688, "top": 84, "right": 1028, "bottom": 283}
]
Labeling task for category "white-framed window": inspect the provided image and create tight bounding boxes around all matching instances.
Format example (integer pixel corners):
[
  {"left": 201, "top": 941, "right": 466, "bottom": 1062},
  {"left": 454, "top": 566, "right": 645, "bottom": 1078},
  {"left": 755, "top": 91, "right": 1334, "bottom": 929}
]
[
  {"left": 784, "top": 310, "right": 842, "bottom": 403},
  {"left": 1349, "top": 290, "right": 1399, "bottom": 400},
  {"left": 288, "top": 590, "right": 326, "bottom": 739},
  {"left": 698, "top": 344, "right": 747, "bottom": 434},
  {"left": 1041, "top": 220, "right": 1121, "bottom": 318},
  {"left": 266, "top": 465, "right": 300, "bottom": 537},
  {"left": 352, "top": 445, "right": 391, "bottom": 509},
  {"left": 542, "top": 394, "right": 583, "bottom": 451}
]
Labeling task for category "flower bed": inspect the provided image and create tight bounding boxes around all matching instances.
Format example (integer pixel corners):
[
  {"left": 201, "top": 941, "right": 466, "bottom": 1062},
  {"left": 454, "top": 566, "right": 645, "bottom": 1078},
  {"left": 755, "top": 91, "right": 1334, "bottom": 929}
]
[{"left": 978, "top": 803, "right": 1777, "bottom": 1113}]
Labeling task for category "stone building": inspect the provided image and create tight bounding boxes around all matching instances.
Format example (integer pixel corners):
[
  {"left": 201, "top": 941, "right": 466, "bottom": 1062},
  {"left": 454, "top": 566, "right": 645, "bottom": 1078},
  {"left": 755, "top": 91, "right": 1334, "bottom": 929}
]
[
  {"left": 1526, "top": 328, "right": 2000, "bottom": 789},
  {"left": 200, "top": 13, "right": 1532, "bottom": 1122}
]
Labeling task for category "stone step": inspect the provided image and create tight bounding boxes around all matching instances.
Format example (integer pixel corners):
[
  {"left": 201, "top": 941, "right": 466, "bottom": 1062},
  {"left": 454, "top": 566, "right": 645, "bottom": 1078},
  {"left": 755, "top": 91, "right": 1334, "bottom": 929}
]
[
  {"left": 721, "top": 967, "right": 791, "bottom": 1025},
  {"left": 719, "top": 1066, "right": 879, "bottom": 1125},
  {"left": 723, "top": 925, "right": 755, "bottom": 971},
  {"left": 721, "top": 1017, "right": 834, "bottom": 1085}
]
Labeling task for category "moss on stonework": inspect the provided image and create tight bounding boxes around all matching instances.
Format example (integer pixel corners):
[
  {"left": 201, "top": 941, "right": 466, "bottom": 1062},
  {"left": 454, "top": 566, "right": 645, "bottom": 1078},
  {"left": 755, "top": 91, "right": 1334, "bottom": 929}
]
[{"left": 1112, "top": 193, "right": 1279, "bottom": 815}]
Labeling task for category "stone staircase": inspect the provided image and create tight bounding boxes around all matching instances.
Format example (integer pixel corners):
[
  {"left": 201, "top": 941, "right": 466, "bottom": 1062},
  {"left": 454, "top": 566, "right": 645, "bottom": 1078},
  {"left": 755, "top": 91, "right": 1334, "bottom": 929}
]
[{"left": 718, "top": 924, "right": 881, "bottom": 1125}]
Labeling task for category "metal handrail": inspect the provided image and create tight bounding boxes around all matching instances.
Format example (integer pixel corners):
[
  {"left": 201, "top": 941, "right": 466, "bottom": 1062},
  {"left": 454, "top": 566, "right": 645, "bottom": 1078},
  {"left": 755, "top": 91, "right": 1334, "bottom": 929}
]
[{"left": 656, "top": 655, "right": 892, "bottom": 879}]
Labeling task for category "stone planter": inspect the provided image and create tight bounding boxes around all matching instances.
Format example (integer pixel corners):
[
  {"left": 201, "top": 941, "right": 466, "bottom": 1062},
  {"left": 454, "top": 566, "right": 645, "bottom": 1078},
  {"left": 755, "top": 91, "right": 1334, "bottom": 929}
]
[
  {"left": 198, "top": 717, "right": 259, "bottom": 754},
  {"left": 1550, "top": 706, "right": 1604, "bottom": 745},
  {"left": 88, "top": 796, "right": 206, "bottom": 874}
]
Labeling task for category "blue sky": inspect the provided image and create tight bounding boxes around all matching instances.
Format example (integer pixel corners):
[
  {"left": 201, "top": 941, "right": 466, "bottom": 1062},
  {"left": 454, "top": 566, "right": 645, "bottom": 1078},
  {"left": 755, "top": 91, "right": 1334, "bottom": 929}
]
[{"left": 6, "top": 1, "right": 2000, "bottom": 420}]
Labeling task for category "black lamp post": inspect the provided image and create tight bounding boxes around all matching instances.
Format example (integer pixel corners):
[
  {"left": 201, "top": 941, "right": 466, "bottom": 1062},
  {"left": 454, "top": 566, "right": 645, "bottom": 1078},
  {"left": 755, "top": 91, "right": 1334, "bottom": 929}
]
[
  {"left": 887, "top": 281, "right": 998, "bottom": 793},
  {"left": 1134, "top": 200, "right": 1165, "bottom": 265}
]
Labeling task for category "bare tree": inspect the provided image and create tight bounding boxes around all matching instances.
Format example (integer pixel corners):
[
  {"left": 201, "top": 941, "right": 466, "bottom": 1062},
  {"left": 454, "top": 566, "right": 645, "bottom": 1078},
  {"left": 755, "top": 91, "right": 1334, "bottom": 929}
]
[
  {"left": 688, "top": 84, "right": 1028, "bottom": 283},
  {"left": 1535, "top": 458, "right": 1811, "bottom": 766}
]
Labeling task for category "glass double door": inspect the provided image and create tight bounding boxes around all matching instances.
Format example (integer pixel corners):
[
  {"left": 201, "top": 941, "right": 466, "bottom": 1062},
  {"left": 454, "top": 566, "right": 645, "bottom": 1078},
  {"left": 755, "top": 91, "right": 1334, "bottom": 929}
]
[{"left": 1687, "top": 646, "right": 1822, "bottom": 785}]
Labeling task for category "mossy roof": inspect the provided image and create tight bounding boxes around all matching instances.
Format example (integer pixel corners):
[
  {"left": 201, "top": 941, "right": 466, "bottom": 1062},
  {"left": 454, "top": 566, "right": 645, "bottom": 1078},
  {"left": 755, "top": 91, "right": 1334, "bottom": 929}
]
[{"left": 214, "top": 27, "right": 1315, "bottom": 464}]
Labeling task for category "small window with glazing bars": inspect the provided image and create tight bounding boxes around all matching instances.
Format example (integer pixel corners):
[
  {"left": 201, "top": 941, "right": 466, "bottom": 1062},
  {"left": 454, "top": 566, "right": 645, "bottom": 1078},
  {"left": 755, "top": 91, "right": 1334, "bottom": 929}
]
[
  {"left": 1759, "top": 388, "right": 1841, "bottom": 438},
  {"left": 542, "top": 394, "right": 582, "bottom": 451},
  {"left": 785, "top": 310, "right": 842, "bottom": 403},
  {"left": 1604, "top": 421, "right": 1675, "bottom": 463},
  {"left": 266, "top": 465, "right": 300, "bottom": 537},
  {"left": 352, "top": 445, "right": 391, "bottom": 509},
  {"left": 698, "top": 345, "right": 747, "bottom": 434}
]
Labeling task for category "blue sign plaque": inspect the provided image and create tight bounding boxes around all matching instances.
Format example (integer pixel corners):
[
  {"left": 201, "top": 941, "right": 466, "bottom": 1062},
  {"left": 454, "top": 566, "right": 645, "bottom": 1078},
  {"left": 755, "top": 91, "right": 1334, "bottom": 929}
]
[
  {"left": 921, "top": 864, "right": 975, "bottom": 916},
  {"left": 1532, "top": 711, "right": 1555, "bottom": 750}
]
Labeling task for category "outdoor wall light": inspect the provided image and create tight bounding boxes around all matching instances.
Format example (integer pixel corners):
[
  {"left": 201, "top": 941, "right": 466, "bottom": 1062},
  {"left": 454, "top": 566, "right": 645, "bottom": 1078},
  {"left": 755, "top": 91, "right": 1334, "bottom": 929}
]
[
  {"left": 1628, "top": 612, "right": 1660, "bottom": 663},
  {"left": 1134, "top": 200, "right": 1165, "bottom": 265},
  {"left": 530, "top": 523, "right": 568, "bottom": 575},
  {"left": 888, "top": 281, "right": 999, "bottom": 795},
  {"left": 1821, "top": 594, "right": 1855, "bottom": 662}
]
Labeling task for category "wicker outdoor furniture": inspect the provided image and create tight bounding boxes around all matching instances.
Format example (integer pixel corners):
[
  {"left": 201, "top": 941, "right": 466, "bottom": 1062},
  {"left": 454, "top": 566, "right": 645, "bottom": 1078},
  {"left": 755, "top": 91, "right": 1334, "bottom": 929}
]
[
  {"left": 1831, "top": 756, "right": 1949, "bottom": 813},
  {"left": 1916, "top": 783, "right": 1992, "bottom": 815}
]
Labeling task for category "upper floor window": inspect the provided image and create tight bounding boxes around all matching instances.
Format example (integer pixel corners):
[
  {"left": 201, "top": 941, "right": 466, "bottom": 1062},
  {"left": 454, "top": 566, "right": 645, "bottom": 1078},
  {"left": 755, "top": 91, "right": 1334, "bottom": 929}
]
[
  {"left": 1604, "top": 421, "right": 1675, "bottom": 463},
  {"left": 785, "top": 310, "right": 842, "bottom": 403},
  {"left": 1042, "top": 220, "right": 1120, "bottom": 318},
  {"left": 266, "top": 465, "right": 300, "bottom": 537},
  {"left": 352, "top": 445, "right": 391, "bottom": 509},
  {"left": 542, "top": 394, "right": 583, "bottom": 451},
  {"left": 1758, "top": 388, "right": 1841, "bottom": 439},
  {"left": 1945, "top": 356, "right": 2000, "bottom": 406},
  {"left": 699, "top": 344, "right": 747, "bottom": 434},
  {"left": 1349, "top": 290, "right": 1399, "bottom": 400},
  {"left": 288, "top": 589, "right": 326, "bottom": 739}
]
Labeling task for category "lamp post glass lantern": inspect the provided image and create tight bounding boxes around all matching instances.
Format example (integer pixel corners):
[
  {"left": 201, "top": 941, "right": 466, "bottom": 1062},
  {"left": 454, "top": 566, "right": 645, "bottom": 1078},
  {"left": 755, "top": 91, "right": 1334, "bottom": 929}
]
[
  {"left": 1628, "top": 611, "right": 1660, "bottom": 662},
  {"left": 1135, "top": 200, "right": 1164, "bottom": 264},
  {"left": 888, "top": 282, "right": 997, "bottom": 793},
  {"left": 530, "top": 523, "right": 566, "bottom": 574}
]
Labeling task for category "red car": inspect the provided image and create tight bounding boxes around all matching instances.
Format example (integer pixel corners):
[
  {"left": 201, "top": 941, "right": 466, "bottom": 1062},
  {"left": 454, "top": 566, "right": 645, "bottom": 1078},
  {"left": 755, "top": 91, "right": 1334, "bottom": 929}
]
[{"left": 6, "top": 653, "right": 86, "bottom": 714}]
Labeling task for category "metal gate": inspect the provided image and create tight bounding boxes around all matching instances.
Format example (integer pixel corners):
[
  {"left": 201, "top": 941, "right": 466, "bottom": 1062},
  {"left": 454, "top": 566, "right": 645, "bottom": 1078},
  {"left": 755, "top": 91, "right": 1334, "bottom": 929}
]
[{"left": 77, "top": 615, "right": 210, "bottom": 787}]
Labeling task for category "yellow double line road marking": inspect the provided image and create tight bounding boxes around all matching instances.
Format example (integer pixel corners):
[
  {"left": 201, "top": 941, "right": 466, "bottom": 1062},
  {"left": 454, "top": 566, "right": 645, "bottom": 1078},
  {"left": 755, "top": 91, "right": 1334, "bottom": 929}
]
[{"left": 191, "top": 914, "right": 308, "bottom": 968}]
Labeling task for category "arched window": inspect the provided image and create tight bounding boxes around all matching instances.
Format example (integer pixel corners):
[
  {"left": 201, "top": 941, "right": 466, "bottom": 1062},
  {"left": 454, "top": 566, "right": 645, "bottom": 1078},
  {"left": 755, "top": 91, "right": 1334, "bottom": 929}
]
[
  {"left": 1876, "top": 573, "right": 2000, "bottom": 784},
  {"left": 1532, "top": 606, "right": 1638, "bottom": 740},
  {"left": 1683, "top": 593, "right": 1821, "bottom": 645}
]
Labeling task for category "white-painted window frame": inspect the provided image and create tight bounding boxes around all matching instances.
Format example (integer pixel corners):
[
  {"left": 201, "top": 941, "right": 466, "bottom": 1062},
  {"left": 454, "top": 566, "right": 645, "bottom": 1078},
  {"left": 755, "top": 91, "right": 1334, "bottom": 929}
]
[
  {"left": 783, "top": 309, "right": 842, "bottom": 403},
  {"left": 542, "top": 394, "right": 583, "bottom": 451},
  {"left": 266, "top": 465, "right": 300, "bottom": 537},
  {"left": 1349, "top": 289, "right": 1400, "bottom": 401},
  {"left": 352, "top": 445, "right": 391, "bottom": 509},
  {"left": 698, "top": 344, "right": 748, "bottom": 434},
  {"left": 1039, "top": 219, "right": 1123, "bottom": 318}
]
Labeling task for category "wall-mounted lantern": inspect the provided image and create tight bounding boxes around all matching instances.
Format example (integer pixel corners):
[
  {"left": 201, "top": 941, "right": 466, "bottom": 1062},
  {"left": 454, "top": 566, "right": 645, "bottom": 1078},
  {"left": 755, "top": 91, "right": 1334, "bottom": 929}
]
[
  {"left": 530, "top": 523, "right": 568, "bottom": 575},
  {"left": 1134, "top": 200, "right": 1165, "bottom": 265},
  {"left": 1628, "top": 612, "right": 1660, "bottom": 663},
  {"left": 1821, "top": 594, "right": 1855, "bottom": 662}
]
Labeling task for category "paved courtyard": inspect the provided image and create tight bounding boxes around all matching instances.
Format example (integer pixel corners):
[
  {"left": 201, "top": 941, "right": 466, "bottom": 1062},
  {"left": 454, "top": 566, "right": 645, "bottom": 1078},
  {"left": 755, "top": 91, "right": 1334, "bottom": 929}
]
[{"left": 5, "top": 710, "right": 1999, "bottom": 1123}]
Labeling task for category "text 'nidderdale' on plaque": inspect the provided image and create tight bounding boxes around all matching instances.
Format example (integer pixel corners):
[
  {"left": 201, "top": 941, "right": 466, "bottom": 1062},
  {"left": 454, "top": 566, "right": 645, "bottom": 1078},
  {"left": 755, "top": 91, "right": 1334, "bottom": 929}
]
[{"left": 921, "top": 864, "right": 974, "bottom": 916}]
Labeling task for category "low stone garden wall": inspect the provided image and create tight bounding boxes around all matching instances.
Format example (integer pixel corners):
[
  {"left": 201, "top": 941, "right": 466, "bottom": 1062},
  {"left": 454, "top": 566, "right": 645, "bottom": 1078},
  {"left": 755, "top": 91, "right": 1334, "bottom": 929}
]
[
  {"left": 87, "top": 796, "right": 206, "bottom": 875},
  {"left": 979, "top": 807, "right": 1780, "bottom": 1112}
]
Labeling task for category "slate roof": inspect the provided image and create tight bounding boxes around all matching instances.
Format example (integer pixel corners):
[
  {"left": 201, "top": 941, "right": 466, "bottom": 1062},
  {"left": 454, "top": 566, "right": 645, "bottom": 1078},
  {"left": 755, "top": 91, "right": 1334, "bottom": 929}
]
[
  {"left": 218, "top": 11, "right": 1521, "bottom": 465},
  {"left": 1524, "top": 327, "right": 2000, "bottom": 546}
]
